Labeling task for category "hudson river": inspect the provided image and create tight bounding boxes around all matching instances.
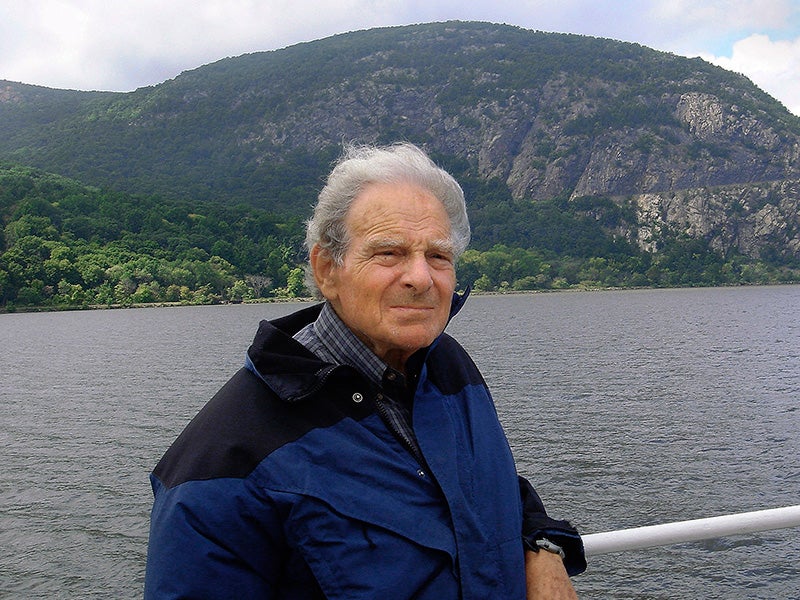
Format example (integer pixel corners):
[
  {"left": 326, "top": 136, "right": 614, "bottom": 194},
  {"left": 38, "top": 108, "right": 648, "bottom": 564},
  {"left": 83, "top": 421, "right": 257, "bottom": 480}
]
[{"left": 2, "top": 286, "right": 798, "bottom": 598}]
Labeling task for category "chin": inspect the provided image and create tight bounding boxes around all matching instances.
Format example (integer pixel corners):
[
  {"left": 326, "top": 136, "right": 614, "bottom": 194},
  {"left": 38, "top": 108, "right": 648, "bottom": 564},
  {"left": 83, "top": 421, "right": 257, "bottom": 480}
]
[{"left": 399, "top": 331, "right": 440, "bottom": 350}]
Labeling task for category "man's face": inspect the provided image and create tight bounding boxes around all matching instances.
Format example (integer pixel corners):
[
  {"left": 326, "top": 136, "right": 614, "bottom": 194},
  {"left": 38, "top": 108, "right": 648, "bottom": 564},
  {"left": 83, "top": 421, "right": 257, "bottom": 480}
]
[{"left": 312, "top": 181, "right": 457, "bottom": 370}]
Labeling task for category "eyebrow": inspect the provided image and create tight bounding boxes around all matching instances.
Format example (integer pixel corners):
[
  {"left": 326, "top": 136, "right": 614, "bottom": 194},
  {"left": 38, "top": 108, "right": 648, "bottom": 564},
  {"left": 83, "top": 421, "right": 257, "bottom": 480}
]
[
  {"left": 429, "top": 238, "right": 456, "bottom": 255},
  {"left": 367, "top": 236, "right": 455, "bottom": 255}
]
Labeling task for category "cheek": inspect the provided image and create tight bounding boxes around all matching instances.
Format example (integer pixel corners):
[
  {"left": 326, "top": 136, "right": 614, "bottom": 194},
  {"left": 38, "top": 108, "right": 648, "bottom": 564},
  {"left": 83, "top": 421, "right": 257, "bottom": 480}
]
[
  {"left": 435, "top": 270, "right": 457, "bottom": 293},
  {"left": 339, "top": 280, "right": 382, "bottom": 317}
]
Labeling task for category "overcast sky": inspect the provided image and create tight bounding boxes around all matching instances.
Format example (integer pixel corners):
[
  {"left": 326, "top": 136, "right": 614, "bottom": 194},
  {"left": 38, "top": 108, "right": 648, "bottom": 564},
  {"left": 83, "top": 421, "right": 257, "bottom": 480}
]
[{"left": 1, "top": 0, "right": 799, "bottom": 116}]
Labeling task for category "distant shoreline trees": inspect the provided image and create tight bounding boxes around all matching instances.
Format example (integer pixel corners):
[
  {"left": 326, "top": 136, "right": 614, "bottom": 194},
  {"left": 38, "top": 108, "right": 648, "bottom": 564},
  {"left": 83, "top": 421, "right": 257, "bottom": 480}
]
[{"left": 1, "top": 166, "right": 796, "bottom": 312}]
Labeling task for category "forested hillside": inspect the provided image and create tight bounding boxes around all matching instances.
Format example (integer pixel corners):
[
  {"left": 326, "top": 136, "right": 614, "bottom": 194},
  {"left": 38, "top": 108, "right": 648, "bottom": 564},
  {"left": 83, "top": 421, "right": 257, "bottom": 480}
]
[
  {"left": 1, "top": 22, "right": 799, "bottom": 309},
  {"left": 0, "top": 167, "right": 306, "bottom": 308},
  {"left": 3, "top": 22, "right": 799, "bottom": 211}
]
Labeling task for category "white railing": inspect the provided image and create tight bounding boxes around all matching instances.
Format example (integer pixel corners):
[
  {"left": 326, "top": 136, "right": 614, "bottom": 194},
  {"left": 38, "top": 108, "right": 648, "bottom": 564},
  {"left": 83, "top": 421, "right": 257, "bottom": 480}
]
[{"left": 582, "top": 505, "right": 800, "bottom": 556}]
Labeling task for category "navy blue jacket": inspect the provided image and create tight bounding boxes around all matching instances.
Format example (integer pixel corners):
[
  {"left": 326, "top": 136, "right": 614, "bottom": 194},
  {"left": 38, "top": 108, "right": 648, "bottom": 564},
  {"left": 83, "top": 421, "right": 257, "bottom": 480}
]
[{"left": 145, "top": 302, "right": 583, "bottom": 598}]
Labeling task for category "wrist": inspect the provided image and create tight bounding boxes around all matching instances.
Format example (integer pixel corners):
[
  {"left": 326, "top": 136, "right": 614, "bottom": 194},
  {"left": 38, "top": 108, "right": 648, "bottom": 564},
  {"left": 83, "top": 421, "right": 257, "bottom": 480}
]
[{"left": 521, "top": 525, "right": 587, "bottom": 576}]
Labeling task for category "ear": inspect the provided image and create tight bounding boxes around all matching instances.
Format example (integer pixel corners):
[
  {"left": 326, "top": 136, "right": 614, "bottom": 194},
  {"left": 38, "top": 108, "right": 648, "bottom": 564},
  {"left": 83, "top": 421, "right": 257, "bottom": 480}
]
[{"left": 309, "top": 245, "right": 339, "bottom": 301}]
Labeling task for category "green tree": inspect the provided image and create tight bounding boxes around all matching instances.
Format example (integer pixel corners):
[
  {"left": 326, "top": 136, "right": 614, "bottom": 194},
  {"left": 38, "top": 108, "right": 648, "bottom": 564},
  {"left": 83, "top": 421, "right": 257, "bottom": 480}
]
[
  {"left": 285, "top": 267, "right": 307, "bottom": 297},
  {"left": 227, "top": 279, "right": 254, "bottom": 302},
  {"left": 4, "top": 215, "right": 59, "bottom": 244}
]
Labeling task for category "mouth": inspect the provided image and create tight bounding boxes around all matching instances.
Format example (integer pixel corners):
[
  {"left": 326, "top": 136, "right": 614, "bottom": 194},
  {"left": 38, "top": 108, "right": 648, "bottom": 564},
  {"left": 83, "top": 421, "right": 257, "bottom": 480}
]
[
  {"left": 390, "top": 304, "right": 436, "bottom": 315},
  {"left": 391, "top": 301, "right": 435, "bottom": 309}
]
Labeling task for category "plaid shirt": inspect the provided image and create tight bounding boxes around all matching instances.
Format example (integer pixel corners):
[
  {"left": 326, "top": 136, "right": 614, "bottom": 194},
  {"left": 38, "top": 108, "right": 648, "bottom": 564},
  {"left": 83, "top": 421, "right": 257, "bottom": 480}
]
[{"left": 294, "top": 302, "right": 425, "bottom": 466}]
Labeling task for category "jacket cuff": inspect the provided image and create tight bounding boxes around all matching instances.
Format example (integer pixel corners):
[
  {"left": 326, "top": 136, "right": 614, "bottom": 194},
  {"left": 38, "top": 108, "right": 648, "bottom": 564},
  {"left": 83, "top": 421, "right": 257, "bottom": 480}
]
[
  {"left": 519, "top": 477, "right": 587, "bottom": 576},
  {"left": 521, "top": 519, "right": 587, "bottom": 576}
]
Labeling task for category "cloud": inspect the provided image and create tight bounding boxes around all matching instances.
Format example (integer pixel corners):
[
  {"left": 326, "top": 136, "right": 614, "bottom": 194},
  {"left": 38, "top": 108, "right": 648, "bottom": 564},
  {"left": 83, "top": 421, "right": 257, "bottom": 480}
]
[
  {"left": 650, "top": 0, "right": 792, "bottom": 31},
  {"left": 0, "top": 0, "right": 428, "bottom": 90},
  {"left": 702, "top": 34, "right": 800, "bottom": 115}
]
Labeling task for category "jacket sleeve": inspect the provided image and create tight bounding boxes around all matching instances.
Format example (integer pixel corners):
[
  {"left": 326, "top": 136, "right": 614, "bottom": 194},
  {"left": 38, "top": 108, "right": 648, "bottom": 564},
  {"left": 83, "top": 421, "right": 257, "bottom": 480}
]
[
  {"left": 144, "top": 474, "right": 288, "bottom": 599},
  {"left": 518, "top": 476, "right": 587, "bottom": 576}
]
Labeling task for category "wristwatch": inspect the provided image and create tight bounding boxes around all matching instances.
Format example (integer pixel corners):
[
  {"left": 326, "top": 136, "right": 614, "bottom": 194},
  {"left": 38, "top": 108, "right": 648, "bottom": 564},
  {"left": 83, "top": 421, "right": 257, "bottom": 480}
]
[{"left": 534, "top": 537, "right": 566, "bottom": 560}]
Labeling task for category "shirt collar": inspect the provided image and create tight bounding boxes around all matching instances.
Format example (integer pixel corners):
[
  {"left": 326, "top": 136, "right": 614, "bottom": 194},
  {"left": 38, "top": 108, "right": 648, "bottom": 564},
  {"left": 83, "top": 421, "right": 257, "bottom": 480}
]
[{"left": 306, "top": 302, "right": 391, "bottom": 386}]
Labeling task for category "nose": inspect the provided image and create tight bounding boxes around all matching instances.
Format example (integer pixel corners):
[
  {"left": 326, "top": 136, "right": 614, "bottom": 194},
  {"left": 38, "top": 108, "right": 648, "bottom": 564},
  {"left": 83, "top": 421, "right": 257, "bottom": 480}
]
[{"left": 402, "top": 253, "right": 434, "bottom": 292}]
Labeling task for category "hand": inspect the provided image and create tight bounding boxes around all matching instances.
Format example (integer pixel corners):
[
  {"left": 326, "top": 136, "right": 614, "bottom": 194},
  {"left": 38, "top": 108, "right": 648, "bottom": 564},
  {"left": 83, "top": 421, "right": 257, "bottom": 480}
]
[{"left": 525, "top": 549, "right": 579, "bottom": 599}]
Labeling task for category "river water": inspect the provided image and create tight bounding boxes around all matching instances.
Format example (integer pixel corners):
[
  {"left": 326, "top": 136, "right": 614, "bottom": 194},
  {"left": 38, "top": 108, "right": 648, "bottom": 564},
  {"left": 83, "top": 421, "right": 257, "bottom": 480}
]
[{"left": 1, "top": 286, "right": 798, "bottom": 598}]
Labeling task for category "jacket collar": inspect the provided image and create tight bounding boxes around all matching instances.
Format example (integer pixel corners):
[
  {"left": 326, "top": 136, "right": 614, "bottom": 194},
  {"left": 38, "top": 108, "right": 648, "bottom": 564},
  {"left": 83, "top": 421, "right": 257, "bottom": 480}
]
[
  {"left": 246, "top": 290, "right": 470, "bottom": 403},
  {"left": 449, "top": 286, "right": 470, "bottom": 321}
]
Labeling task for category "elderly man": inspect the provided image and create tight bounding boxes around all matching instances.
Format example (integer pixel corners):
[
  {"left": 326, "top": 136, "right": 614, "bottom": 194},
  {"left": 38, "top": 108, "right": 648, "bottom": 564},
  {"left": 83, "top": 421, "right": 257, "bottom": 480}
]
[{"left": 145, "top": 143, "right": 585, "bottom": 599}]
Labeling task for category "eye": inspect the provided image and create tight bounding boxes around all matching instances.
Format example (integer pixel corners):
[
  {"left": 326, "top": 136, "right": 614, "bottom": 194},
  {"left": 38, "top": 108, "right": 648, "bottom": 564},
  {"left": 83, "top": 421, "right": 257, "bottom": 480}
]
[
  {"left": 373, "top": 248, "right": 403, "bottom": 264},
  {"left": 428, "top": 251, "right": 454, "bottom": 267},
  {"left": 375, "top": 248, "right": 400, "bottom": 258}
]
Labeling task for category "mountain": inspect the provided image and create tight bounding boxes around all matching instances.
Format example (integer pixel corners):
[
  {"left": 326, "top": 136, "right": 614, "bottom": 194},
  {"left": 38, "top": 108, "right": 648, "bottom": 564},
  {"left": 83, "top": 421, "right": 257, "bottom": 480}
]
[{"left": 1, "top": 21, "right": 799, "bottom": 273}]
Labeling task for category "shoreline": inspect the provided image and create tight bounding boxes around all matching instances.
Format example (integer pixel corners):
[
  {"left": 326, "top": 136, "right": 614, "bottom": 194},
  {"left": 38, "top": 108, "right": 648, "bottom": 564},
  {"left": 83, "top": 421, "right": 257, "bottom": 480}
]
[{"left": 2, "top": 280, "right": 798, "bottom": 315}]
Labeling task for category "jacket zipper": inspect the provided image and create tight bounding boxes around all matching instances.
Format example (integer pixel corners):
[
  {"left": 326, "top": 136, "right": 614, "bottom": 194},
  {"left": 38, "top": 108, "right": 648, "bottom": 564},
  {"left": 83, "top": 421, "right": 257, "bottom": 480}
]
[{"left": 372, "top": 396, "right": 428, "bottom": 471}]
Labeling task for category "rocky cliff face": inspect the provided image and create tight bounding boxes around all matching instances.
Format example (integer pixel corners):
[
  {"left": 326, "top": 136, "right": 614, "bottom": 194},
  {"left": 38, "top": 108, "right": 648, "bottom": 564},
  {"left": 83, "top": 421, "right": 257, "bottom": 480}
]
[
  {"left": 222, "top": 25, "right": 800, "bottom": 261},
  {"left": 634, "top": 180, "right": 800, "bottom": 260},
  {"left": 238, "top": 32, "right": 800, "bottom": 260}
]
